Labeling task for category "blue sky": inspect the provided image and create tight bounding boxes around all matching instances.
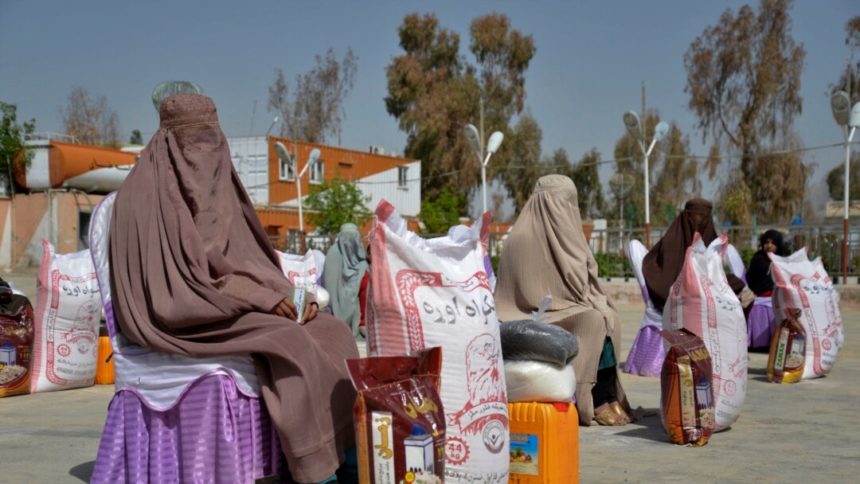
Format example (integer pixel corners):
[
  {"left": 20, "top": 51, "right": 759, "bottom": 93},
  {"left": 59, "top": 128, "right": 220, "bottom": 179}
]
[{"left": 1, "top": 0, "right": 856, "bottom": 207}]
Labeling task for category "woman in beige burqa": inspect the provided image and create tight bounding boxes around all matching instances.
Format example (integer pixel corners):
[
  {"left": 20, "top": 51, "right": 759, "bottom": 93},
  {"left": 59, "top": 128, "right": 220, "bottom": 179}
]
[
  {"left": 109, "top": 94, "right": 358, "bottom": 483},
  {"left": 495, "top": 175, "right": 632, "bottom": 426}
]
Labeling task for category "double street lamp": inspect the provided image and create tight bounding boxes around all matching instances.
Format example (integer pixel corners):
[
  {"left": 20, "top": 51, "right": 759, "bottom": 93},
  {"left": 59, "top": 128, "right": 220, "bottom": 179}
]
[
  {"left": 622, "top": 111, "right": 669, "bottom": 248},
  {"left": 464, "top": 124, "right": 504, "bottom": 215},
  {"left": 274, "top": 142, "right": 320, "bottom": 236},
  {"left": 830, "top": 91, "right": 860, "bottom": 283}
]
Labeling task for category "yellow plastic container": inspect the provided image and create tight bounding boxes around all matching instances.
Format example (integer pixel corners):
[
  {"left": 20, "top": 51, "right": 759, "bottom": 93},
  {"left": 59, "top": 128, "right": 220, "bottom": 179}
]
[
  {"left": 508, "top": 402, "right": 579, "bottom": 484},
  {"left": 95, "top": 332, "right": 115, "bottom": 385}
]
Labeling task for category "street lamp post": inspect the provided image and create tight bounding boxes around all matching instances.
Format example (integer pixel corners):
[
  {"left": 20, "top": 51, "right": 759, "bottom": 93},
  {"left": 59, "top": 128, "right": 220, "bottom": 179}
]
[
  {"left": 465, "top": 124, "right": 504, "bottom": 214},
  {"left": 830, "top": 91, "right": 860, "bottom": 283},
  {"left": 622, "top": 111, "right": 668, "bottom": 248},
  {"left": 274, "top": 142, "right": 320, "bottom": 243}
]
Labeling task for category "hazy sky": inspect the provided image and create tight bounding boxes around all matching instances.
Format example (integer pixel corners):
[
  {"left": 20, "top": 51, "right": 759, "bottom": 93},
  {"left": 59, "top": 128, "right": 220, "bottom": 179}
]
[{"left": 1, "top": 0, "right": 857, "bottom": 209}]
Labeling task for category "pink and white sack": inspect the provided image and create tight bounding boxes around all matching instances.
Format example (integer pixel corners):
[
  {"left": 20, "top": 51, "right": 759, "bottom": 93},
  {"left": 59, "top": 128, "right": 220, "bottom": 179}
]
[
  {"left": 769, "top": 248, "right": 843, "bottom": 379},
  {"left": 30, "top": 241, "right": 101, "bottom": 393},
  {"left": 276, "top": 249, "right": 330, "bottom": 309},
  {"left": 367, "top": 200, "right": 509, "bottom": 483},
  {"left": 663, "top": 234, "right": 747, "bottom": 431}
]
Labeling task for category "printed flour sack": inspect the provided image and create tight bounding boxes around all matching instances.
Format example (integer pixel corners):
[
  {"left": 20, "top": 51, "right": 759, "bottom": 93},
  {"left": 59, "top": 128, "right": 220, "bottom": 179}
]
[
  {"left": 663, "top": 234, "right": 747, "bottom": 431},
  {"left": 769, "top": 249, "right": 843, "bottom": 379},
  {"left": 367, "top": 200, "right": 509, "bottom": 483},
  {"left": 31, "top": 241, "right": 101, "bottom": 393}
]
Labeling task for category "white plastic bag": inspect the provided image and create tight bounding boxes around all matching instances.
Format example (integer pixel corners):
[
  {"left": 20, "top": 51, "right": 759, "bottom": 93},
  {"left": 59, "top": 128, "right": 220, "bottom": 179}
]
[
  {"left": 368, "top": 201, "right": 508, "bottom": 483},
  {"left": 503, "top": 360, "right": 576, "bottom": 403},
  {"left": 276, "top": 249, "right": 330, "bottom": 309},
  {"left": 663, "top": 234, "right": 747, "bottom": 431},
  {"left": 30, "top": 241, "right": 101, "bottom": 393},
  {"left": 770, "top": 249, "right": 843, "bottom": 379}
]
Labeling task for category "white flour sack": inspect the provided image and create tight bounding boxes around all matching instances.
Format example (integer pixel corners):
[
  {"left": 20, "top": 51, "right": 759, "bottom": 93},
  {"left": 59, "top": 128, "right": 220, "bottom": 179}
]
[
  {"left": 367, "top": 200, "right": 509, "bottom": 483},
  {"left": 663, "top": 234, "right": 747, "bottom": 431},
  {"left": 30, "top": 241, "right": 101, "bottom": 393},
  {"left": 770, "top": 249, "right": 843, "bottom": 379}
]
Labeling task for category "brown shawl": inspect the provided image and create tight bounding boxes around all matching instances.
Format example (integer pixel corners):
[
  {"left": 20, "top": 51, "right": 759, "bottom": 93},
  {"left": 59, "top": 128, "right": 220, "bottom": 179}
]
[
  {"left": 109, "top": 94, "right": 357, "bottom": 482},
  {"left": 495, "top": 175, "right": 628, "bottom": 424},
  {"left": 643, "top": 198, "right": 745, "bottom": 312}
]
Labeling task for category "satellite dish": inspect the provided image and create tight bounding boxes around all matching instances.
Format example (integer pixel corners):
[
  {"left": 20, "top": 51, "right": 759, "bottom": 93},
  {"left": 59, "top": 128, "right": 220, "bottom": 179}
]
[
  {"left": 151, "top": 81, "right": 204, "bottom": 112},
  {"left": 831, "top": 91, "right": 851, "bottom": 126},
  {"left": 609, "top": 173, "right": 634, "bottom": 199},
  {"left": 464, "top": 124, "right": 481, "bottom": 156},
  {"left": 654, "top": 121, "right": 670, "bottom": 142},
  {"left": 487, "top": 131, "right": 504, "bottom": 155}
]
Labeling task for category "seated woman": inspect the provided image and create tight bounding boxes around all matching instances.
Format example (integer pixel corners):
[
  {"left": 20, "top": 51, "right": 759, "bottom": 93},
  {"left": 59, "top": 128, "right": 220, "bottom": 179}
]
[
  {"left": 745, "top": 229, "right": 787, "bottom": 348},
  {"left": 109, "top": 94, "right": 358, "bottom": 484},
  {"left": 643, "top": 198, "right": 755, "bottom": 314},
  {"left": 324, "top": 223, "right": 368, "bottom": 336},
  {"left": 495, "top": 175, "right": 632, "bottom": 426}
]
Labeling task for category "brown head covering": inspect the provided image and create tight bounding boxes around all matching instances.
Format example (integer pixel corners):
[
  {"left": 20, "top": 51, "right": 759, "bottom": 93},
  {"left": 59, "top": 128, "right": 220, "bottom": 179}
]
[
  {"left": 109, "top": 94, "right": 358, "bottom": 482},
  {"left": 495, "top": 175, "right": 628, "bottom": 425},
  {"left": 642, "top": 198, "right": 725, "bottom": 312}
]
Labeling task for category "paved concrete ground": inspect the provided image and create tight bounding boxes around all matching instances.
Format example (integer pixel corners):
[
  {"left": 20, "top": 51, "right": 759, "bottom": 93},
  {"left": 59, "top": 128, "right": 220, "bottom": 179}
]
[{"left": 1, "top": 270, "right": 858, "bottom": 483}]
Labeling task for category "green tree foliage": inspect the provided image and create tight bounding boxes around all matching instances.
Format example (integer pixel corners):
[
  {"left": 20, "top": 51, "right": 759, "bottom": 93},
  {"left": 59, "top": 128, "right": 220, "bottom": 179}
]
[
  {"left": 831, "top": 16, "right": 860, "bottom": 104},
  {"left": 268, "top": 48, "right": 358, "bottom": 144},
  {"left": 684, "top": 0, "right": 806, "bottom": 222},
  {"left": 129, "top": 129, "right": 143, "bottom": 145},
  {"left": 420, "top": 188, "right": 466, "bottom": 234},
  {"left": 305, "top": 176, "right": 370, "bottom": 238},
  {"left": 502, "top": 112, "right": 544, "bottom": 212},
  {"left": 826, "top": 154, "right": 860, "bottom": 201},
  {"left": 569, "top": 149, "right": 606, "bottom": 219},
  {"left": 385, "top": 13, "right": 535, "bottom": 212},
  {"left": 0, "top": 102, "right": 35, "bottom": 190}
]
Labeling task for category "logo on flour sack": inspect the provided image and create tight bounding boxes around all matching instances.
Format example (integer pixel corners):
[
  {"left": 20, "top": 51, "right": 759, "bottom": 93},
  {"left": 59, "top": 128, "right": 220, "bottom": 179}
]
[
  {"left": 448, "top": 334, "right": 508, "bottom": 440},
  {"left": 445, "top": 436, "right": 470, "bottom": 466},
  {"left": 57, "top": 344, "right": 71, "bottom": 357},
  {"left": 482, "top": 420, "right": 506, "bottom": 453}
]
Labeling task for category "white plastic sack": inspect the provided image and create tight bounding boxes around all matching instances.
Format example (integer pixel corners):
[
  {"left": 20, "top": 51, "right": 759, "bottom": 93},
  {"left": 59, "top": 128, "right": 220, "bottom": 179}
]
[
  {"left": 30, "top": 241, "right": 101, "bottom": 393},
  {"left": 770, "top": 249, "right": 843, "bottom": 379},
  {"left": 504, "top": 360, "right": 576, "bottom": 403},
  {"left": 368, "top": 201, "right": 509, "bottom": 483},
  {"left": 663, "top": 234, "right": 747, "bottom": 431},
  {"left": 276, "top": 249, "right": 329, "bottom": 309}
]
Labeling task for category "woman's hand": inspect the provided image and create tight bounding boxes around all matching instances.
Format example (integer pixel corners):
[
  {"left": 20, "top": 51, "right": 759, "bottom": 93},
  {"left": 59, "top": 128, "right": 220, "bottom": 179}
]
[
  {"left": 272, "top": 298, "right": 297, "bottom": 320},
  {"left": 303, "top": 302, "right": 319, "bottom": 324}
]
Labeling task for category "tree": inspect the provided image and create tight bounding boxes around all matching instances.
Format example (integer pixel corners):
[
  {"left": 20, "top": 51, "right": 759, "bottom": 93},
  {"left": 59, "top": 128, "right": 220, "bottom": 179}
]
[
  {"left": 569, "top": 149, "right": 606, "bottom": 220},
  {"left": 305, "top": 175, "right": 370, "bottom": 238},
  {"left": 385, "top": 13, "right": 535, "bottom": 211},
  {"left": 268, "top": 48, "right": 357, "bottom": 144},
  {"left": 651, "top": 124, "right": 700, "bottom": 225},
  {"left": 826, "top": 153, "right": 860, "bottom": 201},
  {"left": 684, "top": 0, "right": 806, "bottom": 218},
  {"left": 420, "top": 188, "right": 466, "bottom": 234},
  {"left": 501, "top": 112, "right": 544, "bottom": 212},
  {"left": 831, "top": 16, "right": 860, "bottom": 104},
  {"left": 129, "top": 129, "right": 143, "bottom": 145},
  {"left": 0, "top": 102, "right": 36, "bottom": 191},
  {"left": 60, "top": 86, "right": 121, "bottom": 147}
]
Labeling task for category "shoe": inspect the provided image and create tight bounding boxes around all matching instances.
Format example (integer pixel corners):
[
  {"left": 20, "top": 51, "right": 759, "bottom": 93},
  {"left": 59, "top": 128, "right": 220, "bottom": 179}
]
[
  {"left": 609, "top": 401, "right": 633, "bottom": 424},
  {"left": 594, "top": 405, "right": 624, "bottom": 426}
]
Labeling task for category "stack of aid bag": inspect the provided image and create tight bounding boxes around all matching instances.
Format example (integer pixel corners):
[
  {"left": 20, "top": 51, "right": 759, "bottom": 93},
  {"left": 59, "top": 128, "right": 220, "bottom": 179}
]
[
  {"left": 769, "top": 248, "right": 843, "bottom": 380},
  {"left": 499, "top": 317, "right": 578, "bottom": 403},
  {"left": 367, "top": 200, "right": 509, "bottom": 483},
  {"left": 663, "top": 234, "right": 747, "bottom": 431}
]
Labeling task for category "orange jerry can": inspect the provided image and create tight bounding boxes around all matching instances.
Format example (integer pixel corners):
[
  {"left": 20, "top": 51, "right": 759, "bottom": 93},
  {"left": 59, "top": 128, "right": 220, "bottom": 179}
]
[
  {"left": 95, "top": 327, "right": 115, "bottom": 385},
  {"left": 508, "top": 401, "right": 579, "bottom": 484}
]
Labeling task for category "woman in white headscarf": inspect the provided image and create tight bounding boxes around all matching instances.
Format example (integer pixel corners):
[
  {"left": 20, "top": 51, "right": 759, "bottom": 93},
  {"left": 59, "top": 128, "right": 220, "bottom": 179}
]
[
  {"left": 495, "top": 174, "right": 632, "bottom": 426},
  {"left": 323, "top": 224, "right": 368, "bottom": 336}
]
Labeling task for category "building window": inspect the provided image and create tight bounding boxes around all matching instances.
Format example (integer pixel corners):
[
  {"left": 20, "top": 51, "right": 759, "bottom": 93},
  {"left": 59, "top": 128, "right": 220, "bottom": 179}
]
[
  {"left": 279, "top": 155, "right": 296, "bottom": 181},
  {"left": 398, "top": 166, "right": 409, "bottom": 189},
  {"left": 311, "top": 159, "right": 324, "bottom": 184}
]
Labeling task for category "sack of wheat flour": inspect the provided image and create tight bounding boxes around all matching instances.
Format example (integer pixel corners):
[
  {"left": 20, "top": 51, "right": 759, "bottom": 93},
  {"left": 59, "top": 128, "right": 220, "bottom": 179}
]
[
  {"left": 663, "top": 234, "right": 747, "bottom": 431},
  {"left": 367, "top": 200, "right": 508, "bottom": 483},
  {"left": 30, "top": 241, "right": 101, "bottom": 393},
  {"left": 769, "top": 248, "right": 843, "bottom": 379}
]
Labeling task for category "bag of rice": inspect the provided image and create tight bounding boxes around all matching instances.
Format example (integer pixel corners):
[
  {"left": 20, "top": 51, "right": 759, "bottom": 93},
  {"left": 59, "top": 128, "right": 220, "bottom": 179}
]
[
  {"left": 769, "top": 248, "right": 843, "bottom": 379},
  {"left": 660, "top": 329, "right": 714, "bottom": 446},
  {"left": 30, "top": 241, "right": 101, "bottom": 393},
  {"left": 663, "top": 234, "right": 747, "bottom": 431},
  {"left": 0, "top": 285, "right": 35, "bottom": 398},
  {"left": 368, "top": 201, "right": 509, "bottom": 483}
]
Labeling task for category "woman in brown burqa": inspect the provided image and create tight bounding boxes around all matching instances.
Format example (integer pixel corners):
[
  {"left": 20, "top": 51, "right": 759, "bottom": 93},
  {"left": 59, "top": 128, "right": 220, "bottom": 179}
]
[
  {"left": 495, "top": 175, "right": 633, "bottom": 426},
  {"left": 643, "top": 198, "right": 754, "bottom": 314},
  {"left": 109, "top": 94, "right": 358, "bottom": 483}
]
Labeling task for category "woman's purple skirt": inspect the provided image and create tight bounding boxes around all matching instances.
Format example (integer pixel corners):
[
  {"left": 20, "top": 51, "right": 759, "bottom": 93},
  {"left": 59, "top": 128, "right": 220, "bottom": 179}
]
[
  {"left": 748, "top": 300, "right": 777, "bottom": 349},
  {"left": 624, "top": 325, "right": 665, "bottom": 377},
  {"left": 91, "top": 374, "right": 282, "bottom": 484}
]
